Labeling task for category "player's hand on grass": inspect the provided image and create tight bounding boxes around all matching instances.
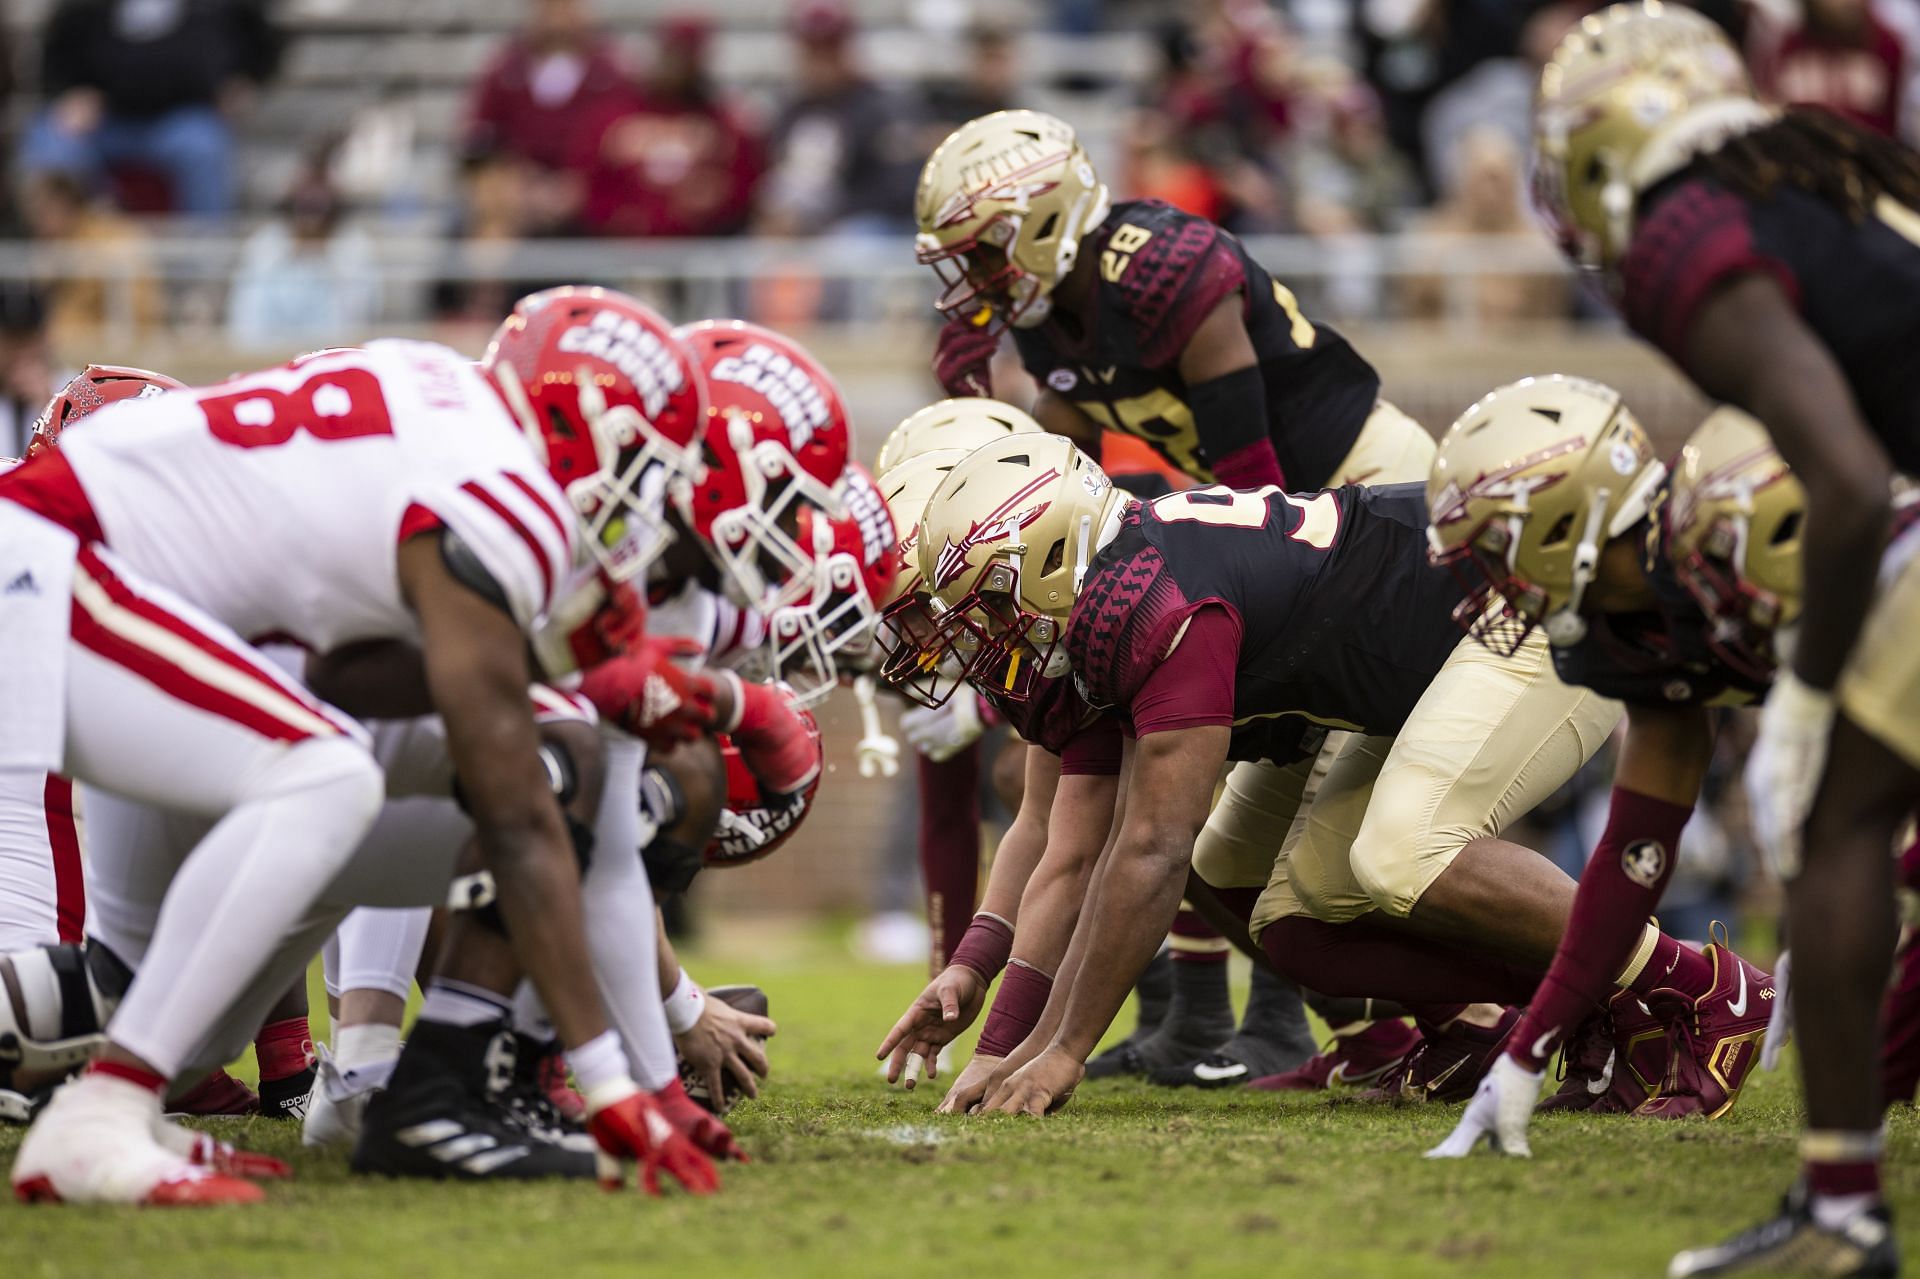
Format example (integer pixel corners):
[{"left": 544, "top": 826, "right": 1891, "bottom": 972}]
[
  {"left": 678, "top": 993, "right": 776, "bottom": 1104},
  {"left": 876, "top": 964, "right": 989, "bottom": 1087},
  {"left": 935, "top": 1052, "right": 1007, "bottom": 1114},
  {"left": 982, "top": 1047, "right": 1083, "bottom": 1117},
  {"left": 585, "top": 1082, "right": 721, "bottom": 1196}
]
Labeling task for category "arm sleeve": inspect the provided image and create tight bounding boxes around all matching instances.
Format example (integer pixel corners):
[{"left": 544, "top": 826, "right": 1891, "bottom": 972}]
[
  {"left": 1190, "top": 366, "right": 1283, "bottom": 489},
  {"left": 1127, "top": 604, "right": 1241, "bottom": 737}
]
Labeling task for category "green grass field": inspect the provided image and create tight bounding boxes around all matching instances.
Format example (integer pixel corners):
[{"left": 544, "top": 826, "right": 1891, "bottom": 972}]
[{"left": 3, "top": 924, "right": 1914, "bottom": 1279}]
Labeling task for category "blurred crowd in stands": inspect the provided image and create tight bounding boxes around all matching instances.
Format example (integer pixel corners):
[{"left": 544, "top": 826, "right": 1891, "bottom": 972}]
[{"left": 0, "top": 0, "right": 1916, "bottom": 343}]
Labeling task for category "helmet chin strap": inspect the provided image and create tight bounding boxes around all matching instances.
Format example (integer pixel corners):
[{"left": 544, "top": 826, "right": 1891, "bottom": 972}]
[{"left": 1543, "top": 487, "right": 1612, "bottom": 647}]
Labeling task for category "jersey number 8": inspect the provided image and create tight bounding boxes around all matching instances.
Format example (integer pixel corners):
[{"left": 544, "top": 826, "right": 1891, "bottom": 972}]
[{"left": 202, "top": 367, "right": 394, "bottom": 450}]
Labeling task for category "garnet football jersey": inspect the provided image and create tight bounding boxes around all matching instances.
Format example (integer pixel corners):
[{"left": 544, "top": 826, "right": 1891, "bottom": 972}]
[
  {"left": 1009, "top": 199, "right": 1380, "bottom": 491},
  {"left": 1623, "top": 173, "right": 1920, "bottom": 472},
  {"left": 1066, "top": 481, "right": 1466, "bottom": 758},
  {"left": 47, "top": 341, "right": 577, "bottom": 650}
]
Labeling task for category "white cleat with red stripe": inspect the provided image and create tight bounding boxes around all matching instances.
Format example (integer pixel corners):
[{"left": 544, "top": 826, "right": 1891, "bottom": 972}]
[{"left": 11, "top": 1073, "right": 265, "bottom": 1205}]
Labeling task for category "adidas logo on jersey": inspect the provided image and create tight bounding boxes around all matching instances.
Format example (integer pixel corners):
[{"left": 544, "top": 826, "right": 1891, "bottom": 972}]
[
  {"left": 392, "top": 1118, "right": 532, "bottom": 1176},
  {"left": 4, "top": 570, "right": 37, "bottom": 596}
]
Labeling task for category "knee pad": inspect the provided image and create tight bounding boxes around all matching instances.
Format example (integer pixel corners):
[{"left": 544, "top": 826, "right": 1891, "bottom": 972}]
[{"left": 0, "top": 940, "right": 131, "bottom": 1084}]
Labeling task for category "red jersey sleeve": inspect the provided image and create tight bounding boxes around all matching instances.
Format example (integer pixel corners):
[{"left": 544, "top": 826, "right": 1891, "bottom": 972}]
[{"left": 1126, "top": 604, "right": 1241, "bottom": 737}]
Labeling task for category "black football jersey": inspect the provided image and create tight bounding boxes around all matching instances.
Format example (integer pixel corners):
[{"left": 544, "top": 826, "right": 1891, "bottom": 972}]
[
  {"left": 1065, "top": 481, "right": 1468, "bottom": 761},
  {"left": 1010, "top": 199, "right": 1381, "bottom": 491},
  {"left": 1624, "top": 172, "right": 1920, "bottom": 473},
  {"left": 1548, "top": 479, "right": 1770, "bottom": 708}
]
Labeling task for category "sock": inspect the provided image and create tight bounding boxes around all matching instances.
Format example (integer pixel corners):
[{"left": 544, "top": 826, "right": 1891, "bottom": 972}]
[
  {"left": 1622, "top": 930, "right": 1715, "bottom": 1000},
  {"left": 1235, "top": 964, "right": 1313, "bottom": 1045},
  {"left": 417, "top": 979, "right": 512, "bottom": 1029},
  {"left": 89, "top": 1058, "right": 166, "bottom": 1093},
  {"left": 333, "top": 1022, "right": 402, "bottom": 1073},
  {"left": 917, "top": 750, "right": 982, "bottom": 973},
  {"left": 1261, "top": 915, "right": 1542, "bottom": 1006},
  {"left": 1165, "top": 905, "right": 1233, "bottom": 1028},
  {"left": 1216, "top": 965, "right": 1316, "bottom": 1075},
  {"left": 510, "top": 982, "right": 555, "bottom": 1042},
  {"left": 1805, "top": 1130, "right": 1884, "bottom": 1226},
  {"left": 1507, "top": 786, "right": 1693, "bottom": 1071},
  {"left": 255, "top": 1016, "right": 314, "bottom": 1083}
]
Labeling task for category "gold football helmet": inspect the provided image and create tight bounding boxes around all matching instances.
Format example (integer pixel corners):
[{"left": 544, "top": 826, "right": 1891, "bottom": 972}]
[
  {"left": 1536, "top": 1, "right": 1773, "bottom": 269},
  {"left": 914, "top": 110, "right": 1111, "bottom": 330},
  {"left": 886, "top": 431, "right": 1127, "bottom": 705},
  {"left": 874, "top": 397, "right": 1046, "bottom": 475},
  {"left": 1664, "top": 407, "right": 1805, "bottom": 680},
  {"left": 868, "top": 449, "right": 974, "bottom": 702},
  {"left": 1428, "top": 375, "right": 1665, "bottom": 651}
]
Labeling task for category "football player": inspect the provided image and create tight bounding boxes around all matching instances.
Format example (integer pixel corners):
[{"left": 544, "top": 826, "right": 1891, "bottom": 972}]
[
  {"left": 0, "top": 366, "right": 318, "bottom": 1125},
  {"left": 1534, "top": 4, "right": 1920, "bottom": 1268},
  {"left": 0, "top": 289, "right": 722, "bottom": 1204},
  {"left": 915, "top": 113, "right": 1440, "bottom": 1085},
  {"left": 1420, "top": 385, "right": 1787, "bottom": 1162},
  {"left": 900, "top": 428, "right": 1786, "bottom": 1119}
]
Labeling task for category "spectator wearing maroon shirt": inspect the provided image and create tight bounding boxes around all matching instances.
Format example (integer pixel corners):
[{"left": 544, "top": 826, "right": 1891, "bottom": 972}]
[
  {"left": 463, "top": 0, "right": 636, "bottom": 233},
  {"left": 578, "top": 15, "right": 765, "bottom": 238},
  {"left": 1752, "top": 0, "right": 1909, "bottom": 138}
]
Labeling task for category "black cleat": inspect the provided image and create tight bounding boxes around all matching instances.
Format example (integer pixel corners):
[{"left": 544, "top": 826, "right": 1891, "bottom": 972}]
[
  {"left": 258, "top": 1066, "right": 316, "bottom": 1121},
  {"left": 1669, "top": 1188, "right": 1899, "bottom": 1277},
  {"left": 352, "top": 1019, "right": 594, "bottom": 1180}
]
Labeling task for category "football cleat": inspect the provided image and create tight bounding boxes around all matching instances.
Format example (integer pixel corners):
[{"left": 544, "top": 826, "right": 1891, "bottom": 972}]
[
  {"left": 1536, "top": 991, "right": 1669, "bottom": 1115},
  {"left": 351, "top": 1020, "right": 594, "bottom": 1180},
  {"left": 1636, "top": 933, "right": 1773, "bottom": 1120},
  {"left": 499, "top": 1032, "right": 593, "bottom": 1153},
  {"left": 302, "top": 1044, "right": 396, "bottom": 1149},
  {"left": 257, "top": 1064, "right": 315, "bottom": 1122},
  {"left": 1668, "top": 1187, "right": 1899, "bottom": 1277},
  {"left": 1425, "top": 1053, "right": 1544, "bottom": 1158},
  {"left": 1248, "top": 1020, "right": 1422, "bottom": 1092},
  {"left": 12, "top": 1072, "right": 263, "bottom": 1205},
  {"left": 1083, "top": 952, "right": 1173, "bottom": 1080},
  {"left": 166, "top": 1067, "right": 259, "bottom": 1117},
  {"left": 1363, "top": 1007, "right": 1521, "bottom": 1104}
]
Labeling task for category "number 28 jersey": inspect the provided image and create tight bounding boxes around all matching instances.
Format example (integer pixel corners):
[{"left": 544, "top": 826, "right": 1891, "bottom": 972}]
[
  {"left": 1065, "top": 482, "right": 1467, "bottom": 757},
  {"left": 48, "top": 340, "right": 578, "bottom": 650}
]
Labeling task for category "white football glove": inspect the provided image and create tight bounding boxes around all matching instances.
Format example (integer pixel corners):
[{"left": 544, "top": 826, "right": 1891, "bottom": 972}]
[
  {"left": 899, "top": 693, "right": 986, "bottom": 763},
  {"left": 1744, "top": 672, "right": 1837, "bottom": 881},
  {"left": 1424, "top": 1055, "right": 1542, "bottom": 1159},
  {"left": 852, "top": 675, "right": 900, "bottom": 779}
]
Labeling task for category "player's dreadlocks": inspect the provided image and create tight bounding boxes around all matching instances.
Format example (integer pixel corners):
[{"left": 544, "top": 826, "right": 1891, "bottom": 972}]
[{"left": 1693, "top": 107, "right": 1920, "bottom": 222}]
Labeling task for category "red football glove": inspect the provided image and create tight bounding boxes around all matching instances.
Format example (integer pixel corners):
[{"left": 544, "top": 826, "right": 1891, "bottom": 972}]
[
  {"left": 578, "top": 636, "right": 719, "bottom": 747},
  {"left": 651, "top": 1078, "right": 748, "bottom": 1163},
  {"left": 727, "top": 679, "right": 823, "bottom": 799},
  {"left": 933, "top": 312, "right": 997, "bottom": 398},
  {"left": 585, "top": 1083, "right": 721, "bottom": 1196}
]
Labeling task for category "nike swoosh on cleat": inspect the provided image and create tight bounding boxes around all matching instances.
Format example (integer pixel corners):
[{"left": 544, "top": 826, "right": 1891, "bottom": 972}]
[
  {"left": 1726, "top": 964, "right": 1748, "bottom": 1019},
  {"left": 1421, "top": 1057, "right": 1467, "bottom": 1095},
  {"left": 1530, "top": 1030, "right": 1558, "bottom": 1060},
  {"left": 1192, "top": 1061, "right": 1248, "bottom": 1083},
  {"left": 1587, "top": 1049, "right": 1616, "bottom": 1095}
]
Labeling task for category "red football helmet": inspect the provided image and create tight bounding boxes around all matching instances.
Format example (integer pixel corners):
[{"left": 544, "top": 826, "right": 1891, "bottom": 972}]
[
  {"left": 671, "top": 320, "right": 852, "bottom": 609},
  {"left": 702, "top": 706, "right": 822, "bottom": 869},
  {"left": 28, "top": 365, "right": 185, "bottom": 458},
  {"left": 768, "top": 465, "right": 897, "bottom": 707},
  {"left": 482, "top": 287, "right": 707, "bottom": 582}
]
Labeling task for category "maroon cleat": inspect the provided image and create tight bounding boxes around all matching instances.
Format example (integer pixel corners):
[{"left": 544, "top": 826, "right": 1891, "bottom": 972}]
[
  {"left": 1536, "top": 991, "right": 1669, "bottom": 1115},
  {"left": 1247, "top": 1020, "right": 1420, "bottom": 1092},
  {"left": 166, "top": 1068, "right": 259, "bottom": 1118},
  {"left": 1360, "top": 1007, "right": 1521, "bottom": 1103},
  {"left": 1635, "top": 931, "right": 1774, "bottom": 1120}
]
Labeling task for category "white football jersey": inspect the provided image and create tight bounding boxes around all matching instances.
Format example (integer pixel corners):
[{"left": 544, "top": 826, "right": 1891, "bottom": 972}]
[{"left": 57, "top": 341, "right": 577, "bottom": 649}]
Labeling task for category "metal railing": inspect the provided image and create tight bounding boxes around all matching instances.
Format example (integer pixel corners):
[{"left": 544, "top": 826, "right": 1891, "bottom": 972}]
[{"left": 0, "top": 228, "right": 1586, "bottom": 349}]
